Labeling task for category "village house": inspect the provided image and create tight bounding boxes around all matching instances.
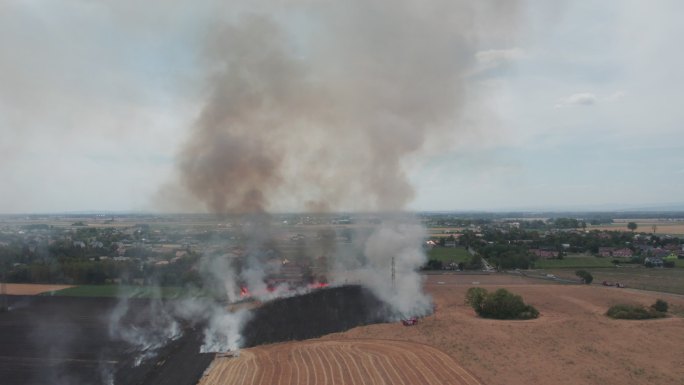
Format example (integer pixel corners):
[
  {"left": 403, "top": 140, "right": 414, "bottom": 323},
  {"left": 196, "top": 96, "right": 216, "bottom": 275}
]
[
  {"left": 644, "top": 256, "right": 664, "bottom": 267},
  {"left": 598, "top": 247, "right": 633, "bottom": 258},
  {"left": 529, "top": 249, "right": 559, "bottom": 259},
  {"left": 650, "top": 248, "right": 671, "bottom": 259},
  {"left": 444, "top": 239, "right": 457, "bottom": 248}
]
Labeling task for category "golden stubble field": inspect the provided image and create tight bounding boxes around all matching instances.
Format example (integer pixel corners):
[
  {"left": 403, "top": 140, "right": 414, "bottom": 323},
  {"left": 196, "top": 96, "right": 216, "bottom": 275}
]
[
  {"left": 200, "top": 273, "right": 684, "bottom": 385},
  {"left": 2, "top": 283, "right": 73, "bottom": 295},
  {"left": 199, "top": 339, "right": 481, "bottom": 385},
  {"left": 588, "top": 221, "right": 684, "bottom": 235}
]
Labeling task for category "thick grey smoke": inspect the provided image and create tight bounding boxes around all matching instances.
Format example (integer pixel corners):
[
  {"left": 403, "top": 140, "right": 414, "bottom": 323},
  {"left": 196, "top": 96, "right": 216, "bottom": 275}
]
[
  {"left": 177, "top": 0, "right": 520, "bottom": 213},
  {"left": 151, "top": 0, "right": 523, "bottom": 355}
]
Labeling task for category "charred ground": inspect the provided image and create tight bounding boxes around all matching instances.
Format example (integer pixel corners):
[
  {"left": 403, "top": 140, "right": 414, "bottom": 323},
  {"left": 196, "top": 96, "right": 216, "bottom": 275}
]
[
  {"left": 0, "top": 285, "right": 390, "bottom": 385},
  {"left": 0, "top": 296, "right": 212, "bottom": 385},
  {"left": 242, "top": 285, "right": 391, "bottom": 347}
]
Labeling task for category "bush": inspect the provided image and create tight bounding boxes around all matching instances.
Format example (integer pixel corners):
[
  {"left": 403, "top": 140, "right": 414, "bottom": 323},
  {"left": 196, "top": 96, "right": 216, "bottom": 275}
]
[
  {"left": 465, "top": 287, "right": 487, "bottom": 309},
  {"left": 465, "top": 287, "right": 539, "bottom": 320},
  {"left": 575, "top": 270, "right": 593, "bottom": 284},
  {"left": 606, "top": 304, "right": 666, "bottom": 320},
  {"left": 651, "top": 299, "right": 669, "bottom": 313},
  {"left": 478, "top": 244, "right": 534, "bottom": 269},
  {"left": 423, "top": 259, "right": 443, "bottom": 270}
]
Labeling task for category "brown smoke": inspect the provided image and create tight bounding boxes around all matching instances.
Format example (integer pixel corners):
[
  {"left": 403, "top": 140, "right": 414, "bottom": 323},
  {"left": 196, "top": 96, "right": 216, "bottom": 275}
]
[{"left": 177, "top": 1, "right": 521, "bottom": 214}]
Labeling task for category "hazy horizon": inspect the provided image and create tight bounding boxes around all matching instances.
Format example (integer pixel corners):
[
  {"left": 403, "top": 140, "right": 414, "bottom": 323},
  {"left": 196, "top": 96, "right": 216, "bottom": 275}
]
[{"left": 3, "top": 201, "right": 684, "bottom": 217}]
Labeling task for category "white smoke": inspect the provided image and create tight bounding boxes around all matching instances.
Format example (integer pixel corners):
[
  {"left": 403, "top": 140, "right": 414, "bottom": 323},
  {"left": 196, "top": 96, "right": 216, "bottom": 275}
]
[
  {"left": 171, "top": 296, "right": 251, "bottom": 353},
  {"left": 199, "top": 308, "right": 251, "bottom": 353},
  {"left": 200, "top": 252, "right": 240, "bottom": 303},
  {"left": 98, "top": 360, "right": 114, "bottom": 385},
  {"left": 331, "top": 219, "right": 432, "bottom": 319},
  {"left": 108, "top": 293, "right": 182, "bottom": 366}
]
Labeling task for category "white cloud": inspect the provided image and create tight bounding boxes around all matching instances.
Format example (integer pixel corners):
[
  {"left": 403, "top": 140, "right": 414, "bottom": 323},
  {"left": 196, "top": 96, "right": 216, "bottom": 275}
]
[
  {"left": 605, "top": 90, "right": 626, "bottom": 102},
  {"left": 554, "top": 92, "right": 598, "bottom": 108},
  {"left": 553, "top": 90, "right": 626, "bottom": 108}
]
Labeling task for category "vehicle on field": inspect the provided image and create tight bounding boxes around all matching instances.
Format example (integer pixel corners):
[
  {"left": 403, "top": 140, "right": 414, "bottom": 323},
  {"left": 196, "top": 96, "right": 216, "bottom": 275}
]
[{"left": 401, "top": 317, "right": 418, "bottom": 326}]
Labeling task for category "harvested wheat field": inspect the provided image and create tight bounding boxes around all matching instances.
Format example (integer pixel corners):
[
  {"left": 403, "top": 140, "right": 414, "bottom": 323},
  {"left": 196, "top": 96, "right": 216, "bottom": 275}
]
[
  {"left": 2, "top": 283, "right": 73, "bottom": 295},
  {"left": 200, "top": 273, "right": 684, "bottom": 385},
  {"left": 199, "top": 339, "right": 481, "bottom": 385},
  {"left": 588, "top": 222, "right": 684, "bottom": 235},
  {"left": 325, "top": 274, "right": 684, "bottom": 385}
]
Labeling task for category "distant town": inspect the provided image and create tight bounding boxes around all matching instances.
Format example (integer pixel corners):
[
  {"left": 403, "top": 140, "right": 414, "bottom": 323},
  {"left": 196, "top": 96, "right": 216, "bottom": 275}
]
[{"left": 1, "top": 212, "right": 683, "bottom": 289}]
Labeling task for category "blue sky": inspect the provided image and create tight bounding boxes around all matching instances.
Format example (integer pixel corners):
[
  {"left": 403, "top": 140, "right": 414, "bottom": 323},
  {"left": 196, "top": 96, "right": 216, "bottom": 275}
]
[{"left": 0, "top": 1, "right": 682, "bottom": 213}]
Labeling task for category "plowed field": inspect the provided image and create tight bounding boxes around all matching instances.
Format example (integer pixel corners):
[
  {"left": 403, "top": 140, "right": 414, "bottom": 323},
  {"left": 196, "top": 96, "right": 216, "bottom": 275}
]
[{"left": 199, "top": 339, "right": 481, "bottom": 385}]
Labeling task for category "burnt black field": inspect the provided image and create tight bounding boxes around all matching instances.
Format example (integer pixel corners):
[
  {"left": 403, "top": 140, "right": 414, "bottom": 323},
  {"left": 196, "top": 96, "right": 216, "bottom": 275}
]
[
  {"left": 242, "top": 285, "right": 390, "bottom": 347},
  {"left": 0, "top": 285, "right": 389, "bottom": 385},
  {"left": 0, "top": 296, "right": 212, "bottom": 385}
]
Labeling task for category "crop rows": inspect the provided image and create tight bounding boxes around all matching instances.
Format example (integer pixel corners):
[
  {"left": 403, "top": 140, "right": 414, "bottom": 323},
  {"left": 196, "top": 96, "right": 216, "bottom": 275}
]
[{"left": 199, "top": 339, "right": 481, "bottom": 385}]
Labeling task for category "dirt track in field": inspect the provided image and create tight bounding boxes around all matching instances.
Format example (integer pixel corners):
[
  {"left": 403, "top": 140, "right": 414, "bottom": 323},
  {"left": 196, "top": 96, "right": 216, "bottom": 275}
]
[
  {"left": 198, "top": 339, "right": 481, "bottom": 385},
  {"left": 2, "top": 283, "right": 73, "bottom": 295}
]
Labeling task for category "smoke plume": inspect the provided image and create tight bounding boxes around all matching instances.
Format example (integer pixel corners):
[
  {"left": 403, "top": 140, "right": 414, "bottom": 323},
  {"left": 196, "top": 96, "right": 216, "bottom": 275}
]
[
  {"left": 177, "top": 0, "right": 520, "bottom": 213},
  {"left": 148, "top": 0, "right": 522, "bottom": 355}
]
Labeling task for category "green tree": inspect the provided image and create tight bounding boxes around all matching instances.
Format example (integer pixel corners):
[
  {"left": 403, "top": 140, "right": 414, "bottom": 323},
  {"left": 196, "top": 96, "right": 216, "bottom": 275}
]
[
  {"left": 651, "top": 299, "right": 668, "bottom": 313},
  {"left": 478, "top": 244, "right": 534, "bottom": 269},
  {"left": 627, "top": 222, "right": 638, "bottom": 232},
  {"left": 575, "top": 270, "right": 593, "bottom": 284},
  {"left": 465, "top": 287, "right": 539, "bottom": 320},
  {"left": 606, "top": 304, "right": 665, "bottom": 319},
  {"left": 465, "top": 287, "right": 487, "bottom": 310},
  {"left": 467, "top": 254, "right": 483, "bottom": 270},
  {"left": 424, "top": 259, "right": 443, "bottom": 270}
]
